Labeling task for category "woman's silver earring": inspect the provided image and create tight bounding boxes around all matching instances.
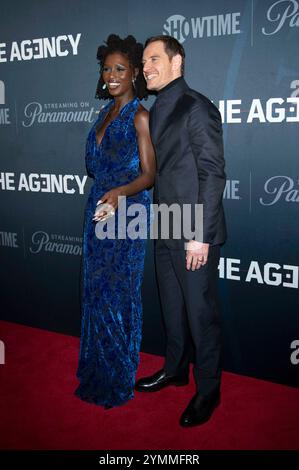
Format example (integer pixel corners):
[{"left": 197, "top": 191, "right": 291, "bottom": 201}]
[
  {"left": 132, "top": 78, "right": 136, "bottom": 90},
  {"left": 102, "top": 83, "right": 107, "bottom": 90}
]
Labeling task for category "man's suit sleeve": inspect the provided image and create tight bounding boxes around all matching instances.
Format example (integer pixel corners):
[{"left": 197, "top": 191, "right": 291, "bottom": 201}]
[{"left": 187, "top": 100, "right": 226, "bottom": 244}]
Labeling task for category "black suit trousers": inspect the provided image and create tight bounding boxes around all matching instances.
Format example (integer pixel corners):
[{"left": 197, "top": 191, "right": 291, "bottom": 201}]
[{"left": 155, "top": 239, "right": 222, "bottom": 395}]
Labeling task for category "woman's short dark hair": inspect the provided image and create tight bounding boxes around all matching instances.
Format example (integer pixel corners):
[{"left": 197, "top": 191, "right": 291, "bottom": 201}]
[
  {"left": 95, "top": 34, "right": 148, "bottom": 100},
  {"left": 145, "top": 35, "right": 185, "bottom": 75}
]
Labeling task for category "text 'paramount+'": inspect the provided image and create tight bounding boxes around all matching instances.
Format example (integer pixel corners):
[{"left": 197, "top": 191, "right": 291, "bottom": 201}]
[{"left": 22, "top": 102, "right": 95, "bottom": 127}]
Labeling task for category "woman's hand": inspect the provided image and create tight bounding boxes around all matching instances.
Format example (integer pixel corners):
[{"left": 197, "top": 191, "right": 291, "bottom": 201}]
[
  {"left": 93, "top": 187, "right": 124, "bottom": 222},
  {"left": 98, "top": 187, "right": 125, "bottom": 209}
]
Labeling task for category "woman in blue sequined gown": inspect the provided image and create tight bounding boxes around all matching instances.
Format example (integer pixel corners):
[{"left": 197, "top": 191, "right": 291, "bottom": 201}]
[{"left": 75, "top": 35, "right": 155, "bottom": 408}]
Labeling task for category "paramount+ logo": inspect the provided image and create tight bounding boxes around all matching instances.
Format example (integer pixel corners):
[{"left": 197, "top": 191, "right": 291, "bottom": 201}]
[
  {"left": 0, "top": 80, "right": 4, "bottom": 105},
  {"left": 163, "top": 12, "right": 241, "bottom": 43}
]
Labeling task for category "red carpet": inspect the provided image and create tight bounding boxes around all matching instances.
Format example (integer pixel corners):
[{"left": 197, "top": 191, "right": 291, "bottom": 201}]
[{"left": 0, "top": 320, "right": 298, "bottom": 450}]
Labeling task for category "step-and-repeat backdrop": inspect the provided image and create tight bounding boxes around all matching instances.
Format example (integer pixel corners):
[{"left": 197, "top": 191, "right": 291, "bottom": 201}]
[{"left": 1, "top": 0, "right": 298, "bottom": 386}]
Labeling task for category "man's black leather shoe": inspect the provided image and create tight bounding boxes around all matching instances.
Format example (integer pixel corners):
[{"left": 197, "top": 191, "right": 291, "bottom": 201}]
[
  {"left": 135, "top": 369, "right": 189, "bottom": 392},
  {"left": 180, "top": 390, "right": 220, "bottom": 427}
]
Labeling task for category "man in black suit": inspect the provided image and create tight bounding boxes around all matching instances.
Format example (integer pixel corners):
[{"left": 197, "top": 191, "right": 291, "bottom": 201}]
[{"left": 135, "top": 36, "right": 226, "bottom": 427}]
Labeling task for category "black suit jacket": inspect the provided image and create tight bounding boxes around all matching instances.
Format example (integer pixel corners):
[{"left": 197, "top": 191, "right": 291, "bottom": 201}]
[{"left": 150, "top": 77, "right": 227, "bottom": 249}]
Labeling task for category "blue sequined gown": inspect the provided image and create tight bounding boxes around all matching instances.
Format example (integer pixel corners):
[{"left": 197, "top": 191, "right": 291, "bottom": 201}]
[{"left": 76, "top": 97, "right": 150, "bottom": 407}]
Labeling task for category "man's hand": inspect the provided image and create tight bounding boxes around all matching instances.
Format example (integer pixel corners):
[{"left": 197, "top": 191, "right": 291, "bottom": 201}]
[{"left": 185, "top": 240, "right": 210, "bottom": 271}]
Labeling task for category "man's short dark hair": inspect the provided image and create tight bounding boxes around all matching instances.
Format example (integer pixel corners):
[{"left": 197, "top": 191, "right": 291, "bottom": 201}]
[{"left": 144, "top": 35, "right": 185, "bottom": 75}]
